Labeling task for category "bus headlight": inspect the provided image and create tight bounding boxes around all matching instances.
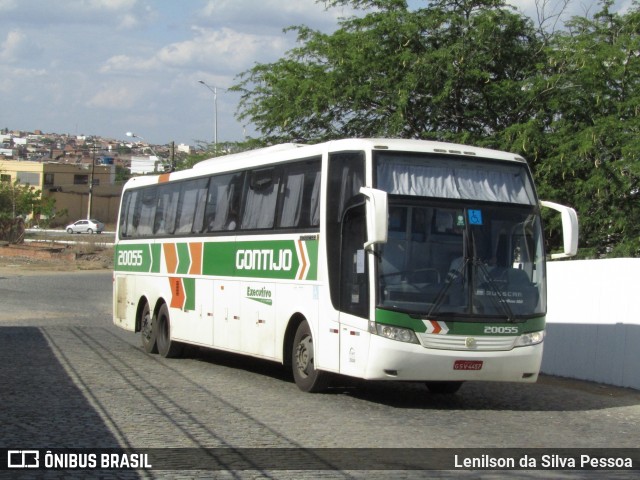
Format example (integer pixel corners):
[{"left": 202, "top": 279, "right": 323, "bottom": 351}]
[
  {"left": 371, "top": 323, "right": 419, "bottom": 344},
  {"left": 515, "top": 330, "right": 545, "bottom": 347}
]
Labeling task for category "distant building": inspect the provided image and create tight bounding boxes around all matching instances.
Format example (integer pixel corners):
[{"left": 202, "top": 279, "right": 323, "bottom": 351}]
[
  {"left": 177, "top": 143, "right": 194, "bottom": 154},
  {"left": 0, "top": 159, "right": 122, "bottom": 226},
  {"left": 130, "top": 155, "right": 164, "bottom": 175}
]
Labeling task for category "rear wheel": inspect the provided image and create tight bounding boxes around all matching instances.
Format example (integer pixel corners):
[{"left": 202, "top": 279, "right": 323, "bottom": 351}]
[
  {"left": 292, "top": 321, "right": 331, "bottom": 392},
  {"left": 425, "top": 381, "right": 463, "bottom": 394},
  {"left": 140, "top": 302, "right": 157, "bottom": 354},
  {"left": 87, "top": 228, "right": 93, "bottom": 234},
  {"left": 155, "top": 303, "right": 183, "bottom": 358}
]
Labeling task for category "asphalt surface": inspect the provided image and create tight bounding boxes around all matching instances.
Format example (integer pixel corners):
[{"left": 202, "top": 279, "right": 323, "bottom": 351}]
[{"left": 0, "top": 269, "right": 639, "bottom": 479}]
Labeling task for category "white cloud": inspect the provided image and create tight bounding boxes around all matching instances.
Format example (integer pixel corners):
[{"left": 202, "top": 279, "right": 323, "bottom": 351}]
[
  {"left": 0, "top": 1, "right": 355, "bottom": 143},
  {"left": 118, "top": 13, "right": 140, "bottom": 30},
  {"left": 101, "top": 25, "right": 288, "bottom": 75},
  {"left": 85, "top": 85, "right": 138, "bottom": 109},
  {"left": 0, "top": 29, "right": 42, "bottom": 62}
]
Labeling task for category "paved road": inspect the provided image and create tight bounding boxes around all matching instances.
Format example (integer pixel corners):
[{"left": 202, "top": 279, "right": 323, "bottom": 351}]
[{"left": 1, "top": 270, "right": 639, "bottom": 479}]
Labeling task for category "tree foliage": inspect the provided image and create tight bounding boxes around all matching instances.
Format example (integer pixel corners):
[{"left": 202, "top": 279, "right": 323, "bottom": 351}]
[
  {"left": 232, "top": 0, "right": 640, "bottom": 257},
  {"left": 0, "top": 179, "right": 63, "bottom": 230},
  {"left": 0, "top": 180, "right": 40, "bottom": 220}
]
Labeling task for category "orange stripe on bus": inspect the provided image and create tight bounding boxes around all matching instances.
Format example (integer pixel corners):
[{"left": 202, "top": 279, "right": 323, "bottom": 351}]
[
  {"left": 297, "top": 240, "right": 308, "bottom": 280},
  {"left": 158, "top": 173, "right": 171, "bottom": 183},
  {"left": 163, "top": 243, "right": 178, "bottom": 274},
  {"left": 169, "top": 277, "right": 185, "bottom": 309},
  {"left": 188, "top": 242, "right": 203, "bottom": 275}
]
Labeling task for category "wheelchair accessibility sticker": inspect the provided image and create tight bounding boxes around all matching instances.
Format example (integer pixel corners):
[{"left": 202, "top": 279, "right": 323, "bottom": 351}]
[{"left": 468, "top": 209, "right": 483, "bottom": 225}]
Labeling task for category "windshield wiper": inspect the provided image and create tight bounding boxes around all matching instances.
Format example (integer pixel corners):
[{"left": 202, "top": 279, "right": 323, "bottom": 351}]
[
  {"left": 426, "top": 257, "right": 469, "bottom": 318},
  {"left": 475, "top": 261, "right": 516, "bottom": 323}
]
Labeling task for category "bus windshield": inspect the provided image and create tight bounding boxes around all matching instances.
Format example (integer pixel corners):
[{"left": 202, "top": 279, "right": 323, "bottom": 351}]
[{"left": 375, "top": 153, "right": 545, "bottom": 320}]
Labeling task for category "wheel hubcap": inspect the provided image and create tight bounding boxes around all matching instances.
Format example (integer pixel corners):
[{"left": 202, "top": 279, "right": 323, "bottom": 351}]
[
  {"left": 141, "top": 311, "right": 152, "bottom": 341},
  {"left": 295, "top": 335, "right": 313, "bottom": 378}
]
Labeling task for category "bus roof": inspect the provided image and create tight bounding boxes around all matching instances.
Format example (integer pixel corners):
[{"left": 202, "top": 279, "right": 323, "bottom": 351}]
[
  {"left": 122, "top": 138, "right": 527, "bottom": 190},
  {"left": 193, "top": 139, "right": 526, "bottom": 169}
]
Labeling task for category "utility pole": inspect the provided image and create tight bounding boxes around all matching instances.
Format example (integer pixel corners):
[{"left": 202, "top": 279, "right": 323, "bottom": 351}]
[
  {"left": 87, "top": 144, "right": 96, "bottom": 219},
  {"left": 171, "top": 141, "right": 175, "bottom": 171}
]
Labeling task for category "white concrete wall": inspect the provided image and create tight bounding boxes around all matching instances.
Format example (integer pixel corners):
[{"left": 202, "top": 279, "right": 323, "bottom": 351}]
[{"left": 543, "top": 258, "right": 640, "bottom": 390}]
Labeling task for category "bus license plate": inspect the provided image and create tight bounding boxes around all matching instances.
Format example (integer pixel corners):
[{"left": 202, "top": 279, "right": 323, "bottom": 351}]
[{"left": 454, "top": 360, "right": 483, "bottom": 370}]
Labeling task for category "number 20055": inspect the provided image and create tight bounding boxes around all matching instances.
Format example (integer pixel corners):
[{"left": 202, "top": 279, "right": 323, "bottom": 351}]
[
  {"left": 118, "top": 250, "right": 144, "bottom": 266},
  {"left": 484, "top": 326, "right": 519, "bottom": 334}
]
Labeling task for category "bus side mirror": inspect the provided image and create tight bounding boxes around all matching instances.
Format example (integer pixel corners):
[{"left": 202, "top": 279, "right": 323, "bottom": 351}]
[
  {"left": 540, "top": 200, "right": 579, "bottom": 259},
  {"left": 360, "top": 187, "right": 388, "bottom": 250}
]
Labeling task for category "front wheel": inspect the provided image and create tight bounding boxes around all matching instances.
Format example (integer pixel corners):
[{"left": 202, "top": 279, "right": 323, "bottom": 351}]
[
  {"left": 66, "top": 228, "right": 73, "bottom": 234},
  {"left": 140, "top": 302, "right": 157, "bottom": 354},
  {"left": 292, "top": 321, "right": 331, "bottom": 392},
  {"left": 425, "top": 381, "right": 463, "bottom": 394},
  {"left": 155, "top": 304, "right": 183, "bottom": 358}
]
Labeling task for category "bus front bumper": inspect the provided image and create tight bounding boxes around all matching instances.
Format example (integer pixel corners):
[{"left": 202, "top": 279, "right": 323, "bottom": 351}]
[{"left": 362, "top": 334, "right": 543, "bottom": 383}]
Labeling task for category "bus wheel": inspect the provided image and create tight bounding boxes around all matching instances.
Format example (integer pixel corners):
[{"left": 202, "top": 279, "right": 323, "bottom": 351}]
[
  {"left": 425, "top": 381, "right": 463, "bottom": 394},
  {"left": 155, "top": 304, "right": 183, "bottom": 358},
  {"left": 140, "top": 302, "right": 157, "bottom": 354},
  {"left": 292, "top": 321, "right": 330, "bottom": 393}
]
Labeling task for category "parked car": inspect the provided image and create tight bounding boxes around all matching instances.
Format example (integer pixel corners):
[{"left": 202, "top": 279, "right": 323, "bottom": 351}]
[{"left": 65, "top": 219, "right": 105, "bottom": 234}]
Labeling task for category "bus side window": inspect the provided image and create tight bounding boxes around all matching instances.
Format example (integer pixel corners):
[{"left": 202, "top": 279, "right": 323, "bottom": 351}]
[
  {"left": 137, "top": 186, "right": 158, "bottom": 237},
  {"left": 119, "top": 191, "right": 132, "bottom": 237},
  {"left": 277, "top": 158, "right": 321, "bottom": 229},
  {"left": 241, "top": 167, "right": 280, "bottom": 230},
  {"left": 154, "top": 183, "right": 180, "bottom": 235},
  {"left": 124, "top": 190, "right": 140, "bottom": 237},
  {"left": 206, "top": 172, "right": 244, "bottom": 232},
  {"left": 175, "top": 178, "right": 209, "bottom": 235}
]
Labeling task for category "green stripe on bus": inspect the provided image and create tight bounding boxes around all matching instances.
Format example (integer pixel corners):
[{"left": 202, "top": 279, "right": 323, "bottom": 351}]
[
  {"left": 115, "top": 238, "right": 319, "bottom": 281},
  {"left": 202, "top": 239, "right": 318, "bottom": 281},
  {"left": 183, "top": 277, "right": 195, "bottom": 311},
  {"left": 305, "top": 240, "right": 319, "bottom": 280},
  {"left": 151, "top": 243, "right": 161, "bottom": 273},
  {"left": 114, "top": 244, "right": 152, "bottom": 272},
  {"left": 375, "top": 308, "right": 546, "bottom": 335},
  {"left": 176, "top": 243, "right": 191, "bottom": 274}
]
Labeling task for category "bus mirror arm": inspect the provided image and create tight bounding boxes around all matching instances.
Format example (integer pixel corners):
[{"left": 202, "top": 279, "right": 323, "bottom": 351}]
[
  {"left": 360, "top": 187, "right": 388, "bottom": 250},
  {"left": 540, "top": 200, "right": 579, "bottom": 259}
]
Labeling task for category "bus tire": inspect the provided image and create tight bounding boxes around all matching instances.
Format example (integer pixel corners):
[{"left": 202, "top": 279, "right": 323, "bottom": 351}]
[
  {"left": 140, "top": 301, "right": 157, "bottom": 354},
  {"left": 155, "top": 303, "right": 183, "bottom": 358},
  {"left": 292, "top": 320, "right": 330, "bottom": 393},
  {"left": 425, "top": 381, "right": 463, "bottom": 394}
]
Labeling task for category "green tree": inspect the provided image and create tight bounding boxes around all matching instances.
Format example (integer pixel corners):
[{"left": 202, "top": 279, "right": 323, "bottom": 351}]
[
  {"left": 233, "top": 0, "right": 543, "bottom": 145},
  {"left": 518, "top": 1, "right": 640, "bottom": 257},
  {"left": 0, "top": 180, "right": 40, "bottom": 220},
  {"left": 0, "top": 180, "right": 63, "bottom": 228},
  {"left": 232, "top": 0, "right": 640, "bottom": 257}
]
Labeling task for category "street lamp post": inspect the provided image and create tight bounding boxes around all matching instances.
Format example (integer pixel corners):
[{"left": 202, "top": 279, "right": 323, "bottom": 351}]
[{"left": 198, "top": 80, "right": 224, "bottom": 154}]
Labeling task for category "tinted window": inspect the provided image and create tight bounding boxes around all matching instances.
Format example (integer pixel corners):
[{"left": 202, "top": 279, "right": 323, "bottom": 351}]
[
  {"left": 154, "top": 183, "right": 180, "bottom": 235},
  {"left": 205, "top": 172, "right": 245, "bottom": 232},
  {"left": 175, "top": 178, "right": 209, "bottom": 234},
  {"left": 278, "top": 159, "right": 321, "bottom": 229},
  {"left": 242, "top": 168, "right": 280, "bottom": 230}
]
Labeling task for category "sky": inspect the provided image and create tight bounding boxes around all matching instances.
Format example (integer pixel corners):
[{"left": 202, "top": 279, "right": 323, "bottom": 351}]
[{"left": 0, "top": 0, "right": 633, "bottom": 147}]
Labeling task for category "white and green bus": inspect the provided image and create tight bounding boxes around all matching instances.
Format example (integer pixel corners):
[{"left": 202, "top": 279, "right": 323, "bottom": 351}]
[{"left": 113, "top": 138, "right": 578, "bottom": 393}]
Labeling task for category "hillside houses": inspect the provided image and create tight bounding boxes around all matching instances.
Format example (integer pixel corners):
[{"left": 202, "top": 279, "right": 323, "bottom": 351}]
[{"left": 0, "top": 129, "right": 189, "bottom": 226}]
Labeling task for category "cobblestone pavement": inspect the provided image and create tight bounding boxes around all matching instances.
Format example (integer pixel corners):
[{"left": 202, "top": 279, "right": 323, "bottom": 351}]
[{"left": 1, "top": 270, "right": 639, "bottom": 479}]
